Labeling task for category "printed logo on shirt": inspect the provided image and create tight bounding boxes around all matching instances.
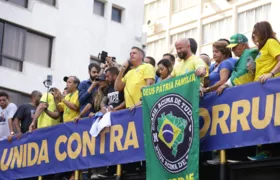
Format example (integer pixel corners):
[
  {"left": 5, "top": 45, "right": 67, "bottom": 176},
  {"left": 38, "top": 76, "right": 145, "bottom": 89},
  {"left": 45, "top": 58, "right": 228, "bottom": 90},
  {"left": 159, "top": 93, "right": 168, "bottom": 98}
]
[
  {"left": 31, "top": 110, "right": 35, "bottom": 119},
  {"left": 0, "top": 112, "right": 5, "bottom": 123},
  {"left": 108, "top": 91, "right": 120, "bottom": 105}
]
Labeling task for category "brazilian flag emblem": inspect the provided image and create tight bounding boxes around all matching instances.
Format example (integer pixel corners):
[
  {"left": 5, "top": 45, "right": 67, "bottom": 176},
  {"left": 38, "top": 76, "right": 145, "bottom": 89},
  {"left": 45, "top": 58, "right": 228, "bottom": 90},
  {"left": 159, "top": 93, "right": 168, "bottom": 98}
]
[{"left": 157, "top": 112, "right": 187, "bottom": 156}]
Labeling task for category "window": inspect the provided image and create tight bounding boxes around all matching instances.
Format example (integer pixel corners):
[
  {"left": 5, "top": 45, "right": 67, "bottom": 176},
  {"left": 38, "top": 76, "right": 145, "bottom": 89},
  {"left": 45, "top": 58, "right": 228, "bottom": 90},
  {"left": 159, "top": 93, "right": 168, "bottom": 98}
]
[
  {"left": 170, "top": 28, "right": 197, "bottom": 46},
  {"left": 202, "top": 17, "right": 232, "bottom": 45},
  {"left": 147, "top": 38, "right": 166, "bottom": 61},
  {"left": 1, "top": 24, "right": 25, "bottom": 71},
  {"left": 0, "top": 21, "right": 53, "bottom": 71},
  {"left": 112, "top": 6, "right": 122, "bottom": 23},
  {"left": 39, "top": 0, "right": 56, "bottom": 6},
  {"left": 5, "top": 0, "right": 28, "bottom": 8},
  {"left": 172, "top": 0, "right": 198, "bottom": 13},
  {"left": 144, "top": 0, "right": 167, "bottom": 23},
  {"left": 25, "top": 32, "right": 52, "bottom": 67},
  {"left": 238, "top": 4, "right": 271, "bottom": 34},
  {"left": 94, "top": 0, "right": 105, "bottom": 17}
]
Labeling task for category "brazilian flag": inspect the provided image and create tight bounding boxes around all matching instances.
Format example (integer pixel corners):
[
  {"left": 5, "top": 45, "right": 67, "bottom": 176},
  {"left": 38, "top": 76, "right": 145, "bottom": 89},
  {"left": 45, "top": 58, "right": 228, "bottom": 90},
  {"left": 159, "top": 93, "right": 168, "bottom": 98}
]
[{"left": 142, "top": 71, "right": 200, "bottom": 180}]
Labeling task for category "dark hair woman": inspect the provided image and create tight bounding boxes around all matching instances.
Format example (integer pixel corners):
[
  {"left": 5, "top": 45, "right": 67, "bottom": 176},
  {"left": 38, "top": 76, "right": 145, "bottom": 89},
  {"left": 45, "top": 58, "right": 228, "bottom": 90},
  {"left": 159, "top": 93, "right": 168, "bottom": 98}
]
[
  {"left": 252, "top": 21, "right": 280, "bottom": 83},
  {"left": 156, "top": 59, "right": 173, "bottom": 83}
]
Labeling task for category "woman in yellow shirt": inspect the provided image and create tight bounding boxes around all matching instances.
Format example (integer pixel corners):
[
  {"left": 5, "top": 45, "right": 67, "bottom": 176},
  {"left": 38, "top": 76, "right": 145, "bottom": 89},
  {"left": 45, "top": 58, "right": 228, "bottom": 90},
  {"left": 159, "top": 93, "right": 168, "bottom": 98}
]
[{"left": 252, "top": 21, "right": 280, "bottom": 83}]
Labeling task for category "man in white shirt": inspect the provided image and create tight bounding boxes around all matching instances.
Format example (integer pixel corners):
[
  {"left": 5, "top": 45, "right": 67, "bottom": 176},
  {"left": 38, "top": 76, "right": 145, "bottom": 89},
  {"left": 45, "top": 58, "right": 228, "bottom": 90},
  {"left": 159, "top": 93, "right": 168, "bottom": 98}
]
[{"left": 0, "top": 92, "right": 17, "bottom": 141}]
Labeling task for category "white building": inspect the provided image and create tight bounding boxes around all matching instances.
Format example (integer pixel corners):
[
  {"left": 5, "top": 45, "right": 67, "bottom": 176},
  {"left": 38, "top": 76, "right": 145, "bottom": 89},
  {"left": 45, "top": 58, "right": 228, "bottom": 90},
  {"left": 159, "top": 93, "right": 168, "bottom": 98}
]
[
  {"left": 143, "top": 0, "right": 278, "bottom": 61},
  {"left": 0, "top": 0, "right": 144, "bottom": 104}
]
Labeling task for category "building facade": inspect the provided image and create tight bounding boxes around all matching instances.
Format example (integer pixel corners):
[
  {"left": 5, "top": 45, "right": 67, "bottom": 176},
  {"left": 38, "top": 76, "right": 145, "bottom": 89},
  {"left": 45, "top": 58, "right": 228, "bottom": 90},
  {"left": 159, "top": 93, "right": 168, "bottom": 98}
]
[
  {"left": 144, "top": 0, "right": 277, "bottom": 61},
  {"left": 0, "top": 0, "right": 144, "bottom": 104}
]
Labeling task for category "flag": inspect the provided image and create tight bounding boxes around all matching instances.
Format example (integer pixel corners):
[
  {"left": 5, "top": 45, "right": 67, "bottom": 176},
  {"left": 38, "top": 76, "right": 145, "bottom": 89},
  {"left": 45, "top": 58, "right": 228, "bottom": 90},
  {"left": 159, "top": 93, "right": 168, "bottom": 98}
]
[
  {"left": 142, "top": 72, "right": 200, "bottom": 180},
  {"left": 89, "top": 112, "right": 111, "bottom": 137}
]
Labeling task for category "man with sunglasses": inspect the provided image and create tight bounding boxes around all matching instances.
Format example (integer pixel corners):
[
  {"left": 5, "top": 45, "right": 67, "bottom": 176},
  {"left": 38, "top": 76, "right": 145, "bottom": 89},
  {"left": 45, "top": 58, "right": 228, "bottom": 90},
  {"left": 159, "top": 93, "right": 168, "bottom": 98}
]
[{"left": 217, "top": 33, "right": 259, "bottom": 95}]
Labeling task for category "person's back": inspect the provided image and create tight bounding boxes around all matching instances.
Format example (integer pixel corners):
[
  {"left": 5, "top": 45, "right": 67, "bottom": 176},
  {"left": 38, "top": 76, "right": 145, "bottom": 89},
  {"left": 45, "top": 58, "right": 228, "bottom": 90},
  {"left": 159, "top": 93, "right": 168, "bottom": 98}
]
[
  {"left": 14, "top": 103, "right": 37, "bottom": 133},
  {"left": 37, "top": 93, "right": 60, "bottom": 128}
]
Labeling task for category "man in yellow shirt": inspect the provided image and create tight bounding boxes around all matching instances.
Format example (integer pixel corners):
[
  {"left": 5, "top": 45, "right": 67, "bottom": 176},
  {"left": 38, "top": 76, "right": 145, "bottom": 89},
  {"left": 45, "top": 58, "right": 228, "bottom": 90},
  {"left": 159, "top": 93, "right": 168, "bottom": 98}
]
[
  {"left": 29, "top": 88, "right": 60, "bottom": 131},
  {"left": 115, "top": 46, "right": 155, "bottom": 108},
  {"left": 56, "top": 76, "right": 80, "bottom": 122},
  {"left": 169, "top": 38, "right": 207, "bottom": 78}
]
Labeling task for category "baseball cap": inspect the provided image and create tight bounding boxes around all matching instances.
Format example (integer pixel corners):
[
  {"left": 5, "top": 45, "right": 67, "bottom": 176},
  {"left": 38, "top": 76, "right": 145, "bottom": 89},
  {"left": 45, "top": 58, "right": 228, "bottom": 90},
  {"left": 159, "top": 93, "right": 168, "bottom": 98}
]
[
  {"left": 227, "top": 34, "right": 248, "bottom": 48},
  {"left": 63, "top": 76, "right": 80, "bottom": 85},
  {"left": 63, "top": 76, "right": 68, "bottom": 82},
  {"left": 95, "top": 73, "right": 106, "bottom": 81}
]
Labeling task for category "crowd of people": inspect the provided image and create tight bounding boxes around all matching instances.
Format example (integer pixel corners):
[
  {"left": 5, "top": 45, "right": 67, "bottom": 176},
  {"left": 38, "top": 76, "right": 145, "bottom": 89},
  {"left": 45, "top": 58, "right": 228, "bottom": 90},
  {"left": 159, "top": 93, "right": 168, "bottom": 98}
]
[{"left": 1, "top": 20, "right": 280, "bottom": 179}]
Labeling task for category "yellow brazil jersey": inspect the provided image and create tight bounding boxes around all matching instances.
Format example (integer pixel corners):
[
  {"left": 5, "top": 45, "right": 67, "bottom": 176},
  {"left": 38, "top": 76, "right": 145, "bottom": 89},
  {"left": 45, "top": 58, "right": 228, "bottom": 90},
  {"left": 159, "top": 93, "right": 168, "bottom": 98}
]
[
  {"left": 171, "top": 55, "right": 207, "bottom": 77},
  {"left": 171, "top": 55, "right": 208, "bottom": 85},
  {"left": 122, "top": 63, "right": 155, "bottom": 108},
  {"left": 58, "top": 90, "right": 80, "bottom": 122},
  {"left": 37, "top": 93, "right": 60, "bottom": 129},
  {"left": 255, "top": 38, "right": 280, "bottom": 81}
]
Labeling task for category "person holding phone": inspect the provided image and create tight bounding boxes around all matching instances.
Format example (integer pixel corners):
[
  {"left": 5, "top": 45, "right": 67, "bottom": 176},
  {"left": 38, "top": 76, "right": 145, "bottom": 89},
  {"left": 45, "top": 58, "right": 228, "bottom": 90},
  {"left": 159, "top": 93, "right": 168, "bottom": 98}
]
[
  {"left": 75, "top": 74, "right": 108, "bottom": 121},
  {"left": 78, "top": 63, "right": 101, "bottom": 117},
  {"left": 54, "top": 76, "right": 80, "bottom": 122}
]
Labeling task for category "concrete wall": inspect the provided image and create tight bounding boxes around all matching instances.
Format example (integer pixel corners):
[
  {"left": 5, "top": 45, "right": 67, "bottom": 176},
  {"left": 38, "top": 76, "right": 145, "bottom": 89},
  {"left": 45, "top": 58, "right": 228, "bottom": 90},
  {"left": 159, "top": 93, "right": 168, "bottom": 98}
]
[{"left": 0, "top": 0, "right": 144, "bottom": 95}]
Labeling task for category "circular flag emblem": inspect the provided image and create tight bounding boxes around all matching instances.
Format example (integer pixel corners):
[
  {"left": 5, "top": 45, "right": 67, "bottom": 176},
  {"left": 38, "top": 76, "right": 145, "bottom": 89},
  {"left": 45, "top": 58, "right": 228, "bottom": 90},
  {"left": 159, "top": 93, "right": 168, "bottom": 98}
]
[{"left": 150, "top": 94, "right": 193, "bottom": 173}]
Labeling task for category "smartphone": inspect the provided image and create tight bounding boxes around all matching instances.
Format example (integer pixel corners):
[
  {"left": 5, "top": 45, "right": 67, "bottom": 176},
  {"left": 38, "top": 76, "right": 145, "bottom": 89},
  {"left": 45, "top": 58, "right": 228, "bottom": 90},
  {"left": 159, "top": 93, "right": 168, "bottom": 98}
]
[
  {"left": 123, "top": 60, "right": 132, "bottom": 77},
  {"left": 47, "top": 75, "right": 53, "bottom": 86}
]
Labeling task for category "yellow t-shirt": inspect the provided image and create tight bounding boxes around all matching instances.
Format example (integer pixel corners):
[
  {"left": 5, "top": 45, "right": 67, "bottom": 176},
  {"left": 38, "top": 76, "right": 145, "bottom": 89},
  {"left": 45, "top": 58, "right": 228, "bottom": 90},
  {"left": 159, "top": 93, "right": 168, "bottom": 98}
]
[
  {"left": 37, "top": 93, "right": 60, "bottom": 129},
  {"left": 171, "top": 55, "right": 207, "bottom": 77},
  {"left": 255, "top": 38, "right": 280, "bottom": 81},
  {"left": 58, "top": 90, "right": 80, "bottom": 122},
  {"left": 122, "top": 64, "right": 155, "bottom": 108}
]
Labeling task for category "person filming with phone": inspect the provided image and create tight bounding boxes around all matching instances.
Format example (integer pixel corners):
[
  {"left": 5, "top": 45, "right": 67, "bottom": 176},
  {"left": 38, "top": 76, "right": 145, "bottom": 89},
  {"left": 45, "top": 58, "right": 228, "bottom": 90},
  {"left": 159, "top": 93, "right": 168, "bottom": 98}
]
[
  {"left": 78, "top": 63, "right": 101, "bottom": 117},
  {"left": 114, "top": 46, "right": 155, "bottom": 108},
  {"left": 54, "top": 76, "right": 80, "bottom": 122}
]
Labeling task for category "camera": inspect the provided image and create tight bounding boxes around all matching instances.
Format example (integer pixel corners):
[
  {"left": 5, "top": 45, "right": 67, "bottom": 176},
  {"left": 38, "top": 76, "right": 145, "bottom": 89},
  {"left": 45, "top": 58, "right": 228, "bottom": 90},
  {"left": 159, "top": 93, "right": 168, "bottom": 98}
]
[{"left": 98, "top": 51, "right": 116, "bottom": 64}]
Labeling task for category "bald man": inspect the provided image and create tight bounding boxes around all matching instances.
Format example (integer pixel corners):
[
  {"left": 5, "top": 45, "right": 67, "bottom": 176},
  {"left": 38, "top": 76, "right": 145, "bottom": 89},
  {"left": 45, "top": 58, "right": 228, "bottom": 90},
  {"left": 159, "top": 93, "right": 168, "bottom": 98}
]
[{"left": 168, "top": 38, "right": 207, "bottom": 78}]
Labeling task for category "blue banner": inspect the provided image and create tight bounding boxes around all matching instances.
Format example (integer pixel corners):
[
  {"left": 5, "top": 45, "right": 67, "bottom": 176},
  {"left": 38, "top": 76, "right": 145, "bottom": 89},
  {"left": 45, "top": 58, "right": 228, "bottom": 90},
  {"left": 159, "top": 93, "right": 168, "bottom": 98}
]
[
  {"left": 0, "top": 108, "right": 145, "bottom": 179},
  {"left": 1, "top": 78, "right": 280, "bottom": 179},
  {"left": 200, "top": 77, "right": 280, "bottom": 151}
]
